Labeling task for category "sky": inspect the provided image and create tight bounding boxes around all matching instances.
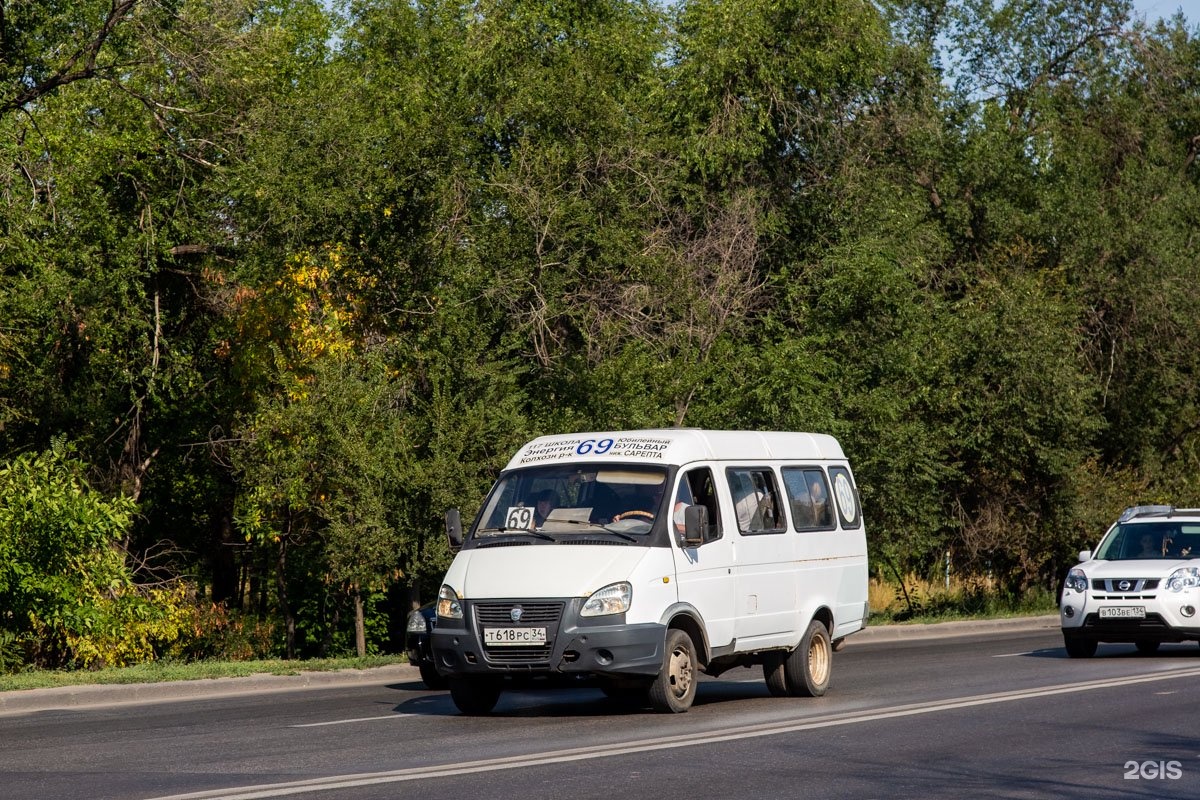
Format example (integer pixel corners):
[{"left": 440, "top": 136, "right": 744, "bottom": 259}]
[{"left": 1131, "top": 0, "right": 1200, "bottom": 23}]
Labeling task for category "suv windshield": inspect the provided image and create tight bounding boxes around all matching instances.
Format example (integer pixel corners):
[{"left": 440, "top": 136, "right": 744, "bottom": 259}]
[
  {"left": 473, "top": 463, "right": 668, "bottom": 539},
  {"left": 1095, "top": 522, "right": 1200, "bottom": 560}
]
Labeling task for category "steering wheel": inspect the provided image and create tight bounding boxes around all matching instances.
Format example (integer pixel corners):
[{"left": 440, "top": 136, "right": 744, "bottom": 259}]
[{"left": 612, "top": 509, "right": 655, "bottom": 523}]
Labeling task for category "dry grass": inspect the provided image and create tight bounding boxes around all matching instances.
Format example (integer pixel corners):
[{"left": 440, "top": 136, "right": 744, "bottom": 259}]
[{"left": 869, "top": 573, "right": 1053, "bottom": 623}]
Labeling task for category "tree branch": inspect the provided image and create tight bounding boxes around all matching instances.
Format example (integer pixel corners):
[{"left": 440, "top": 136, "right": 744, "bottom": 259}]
[{"left": 0, "top": 0, "right": 140, "bottom": 116}]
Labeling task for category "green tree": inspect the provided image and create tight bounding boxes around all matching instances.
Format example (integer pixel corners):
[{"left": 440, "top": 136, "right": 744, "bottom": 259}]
[
  {"left": 0, "top": 0, "right": 139, "bottom": 116},
  {"left": 0, "top": 0, "right": 334, "bottom": 607},
  {"left": 233, "top": 350, "right": 408, "bottom": 657}
]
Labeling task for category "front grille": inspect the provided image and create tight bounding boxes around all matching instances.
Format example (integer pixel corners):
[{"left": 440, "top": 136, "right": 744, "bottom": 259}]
[
  {"left": 1091, "top": 578, "right": 1159, "bottom": 592},
  {"left": 474, "top": 601, "right": 564, "bottom": 665}
]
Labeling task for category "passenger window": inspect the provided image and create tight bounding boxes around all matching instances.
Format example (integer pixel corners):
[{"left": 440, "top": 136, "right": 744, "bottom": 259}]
[
  {"left": 676, "top": 467, "right": 722, "bottom": 542},
  {"left": 782, "top": 467, "right": 836, "bottom": 531},
  {"left": 726, "top": 467, "right": 785, "bottom": 534}
]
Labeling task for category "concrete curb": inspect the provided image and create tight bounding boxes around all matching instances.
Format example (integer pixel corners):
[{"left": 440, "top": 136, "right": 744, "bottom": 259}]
[
  {"left": 0, "top": 615, "right": 1060, "bottom": 716},
  {"left": 852, "top": 614, "right": 1059, "bottom": 643},
  {"left": 0, "top": 663, "right": 422, "bottom": 717}
]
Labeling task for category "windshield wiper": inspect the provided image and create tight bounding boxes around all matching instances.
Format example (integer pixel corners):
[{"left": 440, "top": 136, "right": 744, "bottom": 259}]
[
  {"left": 476, "top": 527, "right": 555, "bottom": 541},
  {"left": 598, "top": 526, "right": 638, "bottom": 542}
]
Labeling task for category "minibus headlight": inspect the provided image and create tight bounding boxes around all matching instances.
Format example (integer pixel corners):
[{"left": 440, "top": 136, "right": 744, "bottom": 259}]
[
  {"left": 1064, "top": 568, "right": 1088, "bottom": 594},
  {"left": 581, "top": 582, "right": 632, "bottom": 617},
  {"left": 437, "top": 584, "right": 463, "bottom": 619},
  {"left": 1166, "top": 568, "right": 1200, "bottom": 593}
]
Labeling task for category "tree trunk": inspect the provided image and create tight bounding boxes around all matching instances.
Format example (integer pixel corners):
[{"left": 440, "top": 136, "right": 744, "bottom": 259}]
[
  {"left": 354, "top": 590, "right": 366, "bottom": 658},
  {"left": 276, "top": 538, "right": 295, "bottom": 659},
  {"left": 211, "top": 504, "right": 238, "bottom": 606}
]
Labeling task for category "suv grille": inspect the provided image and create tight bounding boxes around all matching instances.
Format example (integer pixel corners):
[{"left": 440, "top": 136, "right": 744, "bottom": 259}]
[{"left": 1090, "top": 578, "right": 1159, "bottom": 595}]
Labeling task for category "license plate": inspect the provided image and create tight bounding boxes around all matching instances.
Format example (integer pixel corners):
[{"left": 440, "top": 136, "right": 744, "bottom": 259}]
[
  {"left": 1099, "top": 606, "right": 1146, "bottom": 619},
  {"left": 483, "top": 627, "right": 547, "bottom": 646}
]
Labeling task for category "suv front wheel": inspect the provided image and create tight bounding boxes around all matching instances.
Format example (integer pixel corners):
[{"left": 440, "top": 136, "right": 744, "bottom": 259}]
[{"left": 1063, "top": 633, "right": 1097, "bottom": 658}]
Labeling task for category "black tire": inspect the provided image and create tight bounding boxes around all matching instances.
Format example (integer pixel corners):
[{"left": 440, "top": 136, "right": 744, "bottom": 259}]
[
  {"left": 1063, "top": 633, "right": 1097, "bottom": 658},
  {"left": 448, "top": 677, "right": 502, "bottom": 715},
  {"left": 784, "top": 620, "right": 832, "bottom": 697},
  {"left": 601, "top": 680, "right": 649, "bottom": 707},
  {"left": 648, "top": 628, "right": 698, "bottom": 713},
  {"left": 419, "top": 663, "right": 448, "bottom": 690},
  {"left": 1135, "top": 640, "right": 1161, "bottom": 655},
  {"left": 762, "top": 652, "right": 789, "bottom": 697}
]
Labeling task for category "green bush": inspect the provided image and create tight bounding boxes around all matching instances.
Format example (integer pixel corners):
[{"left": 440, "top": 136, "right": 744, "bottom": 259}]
[{"left": 0, "top": 443, "right": 135, "bottom": 668}]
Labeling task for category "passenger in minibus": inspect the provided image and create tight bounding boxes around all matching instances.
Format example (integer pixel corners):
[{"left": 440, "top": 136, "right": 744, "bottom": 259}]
[{"left": 809, "top": 475, "right": 833, "bottom": 527}]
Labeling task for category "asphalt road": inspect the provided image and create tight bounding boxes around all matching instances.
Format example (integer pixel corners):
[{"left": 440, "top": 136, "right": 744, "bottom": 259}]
[{"left": 4, "top": 617, "right": 1200, "bottom": 800}]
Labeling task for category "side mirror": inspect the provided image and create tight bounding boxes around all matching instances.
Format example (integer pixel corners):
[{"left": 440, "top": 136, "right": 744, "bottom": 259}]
[
  {"left": 445, "top": 508, "right": 463, "bottom": 553},
  {"left": 1078, "top": 550, "right": 1092, "bottom": 563},
  {"left": 682, "top": 505, "right": 709, "bottom": 548}
]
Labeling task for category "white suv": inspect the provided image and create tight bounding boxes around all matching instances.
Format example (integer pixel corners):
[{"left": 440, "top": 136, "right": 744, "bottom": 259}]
[{"left": 1060, "top": 505, "right": 1200, "bottom": 657}]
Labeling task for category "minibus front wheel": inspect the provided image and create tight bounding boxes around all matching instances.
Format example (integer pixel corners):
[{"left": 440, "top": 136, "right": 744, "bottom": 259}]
[
  {"left": 648, "top": 628, "right": 698, "bottom": 713},
  {"left": 449, "top": 677, "right": 502, "bottom": 715}
]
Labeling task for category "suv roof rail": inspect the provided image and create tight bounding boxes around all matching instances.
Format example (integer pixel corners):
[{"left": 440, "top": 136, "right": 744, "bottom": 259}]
[{"left": 1118, "top": 505, "right": 1175, "bottom": 522}]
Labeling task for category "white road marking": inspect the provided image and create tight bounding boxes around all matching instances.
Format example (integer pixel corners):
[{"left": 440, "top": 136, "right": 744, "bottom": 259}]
[
  {"left": 147, "top": 665, "right": 1200, "bottom": 800},
  {"left": 992, "top": 651, "right": 1034, "bottom": 657},
  {"left": 289, "top": 714, "right": 415, "bottom": 728}
]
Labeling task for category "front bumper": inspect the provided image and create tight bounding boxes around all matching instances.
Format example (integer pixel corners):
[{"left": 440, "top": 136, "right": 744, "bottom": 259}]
[
  {"left": 1061, "top": 593, "right": 1200, "bottom": 642},
  {"left": 1063, "top": 612, "right": 1200, "bottom": 643},
  {"left": 431, "top": 597, "right": 665, "bottom": 678}
]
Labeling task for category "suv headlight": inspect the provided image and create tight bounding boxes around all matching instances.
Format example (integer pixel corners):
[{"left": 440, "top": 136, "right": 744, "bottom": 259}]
[
  {"left": 581, "top": 582, "right": 632, "bottom": 617},
  {"left": 437, "top": 584, "right": 463, "bottom": 619},
  {"left": 1064, "top": 568, "right": 1088, "bottom": 594},
  {"left": 1166, "top": 567, "right": 1200, "bottom": 592}
]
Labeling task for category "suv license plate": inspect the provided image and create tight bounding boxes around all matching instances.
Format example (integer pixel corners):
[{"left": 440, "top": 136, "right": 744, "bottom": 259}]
[
  {"left": 484, "top": 627, "right": 547, "bottom": 646},
  {"left": 1099, "top": 606, "right": 1146, "bottom": 619}
]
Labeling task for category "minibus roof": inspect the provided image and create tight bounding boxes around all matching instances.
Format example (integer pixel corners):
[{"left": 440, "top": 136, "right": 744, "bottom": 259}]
[{"left": 505, "top": 429, "right": 846, "bottom": 470}]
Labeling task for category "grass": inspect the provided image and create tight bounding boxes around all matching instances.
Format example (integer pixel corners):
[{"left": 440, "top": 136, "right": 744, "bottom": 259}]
[
  {"left": 867, "top": 574, "right": 1056, "bottom": 625},
  {"left": 0, "top": 654, "right": 409, "bottom": 693}
]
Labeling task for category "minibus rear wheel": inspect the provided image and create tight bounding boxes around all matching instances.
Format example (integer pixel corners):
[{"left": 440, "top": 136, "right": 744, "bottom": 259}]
[
  {"left": 784, "top": 620, "right": 832, "bottom": 697},
  {"left": 762, "top": 652, "right": 789, "bottom": 697}
]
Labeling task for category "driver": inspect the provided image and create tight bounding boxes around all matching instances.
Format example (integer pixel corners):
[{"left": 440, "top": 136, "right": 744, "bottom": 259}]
[{"left": 613, "top": 481, "right": 665, "bottom": 523}]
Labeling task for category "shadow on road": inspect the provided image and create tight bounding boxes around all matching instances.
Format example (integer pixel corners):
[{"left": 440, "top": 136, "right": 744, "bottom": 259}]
[{"left": 388, "top": 675, "right": 782, "bottom": 718}]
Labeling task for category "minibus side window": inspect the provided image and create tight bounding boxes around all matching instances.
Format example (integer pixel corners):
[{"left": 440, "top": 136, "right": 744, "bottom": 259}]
[
  {"left": 781, "top": 467, "right": 836, "bottom": 531},
  {"left": 726, "top": 467, "right": 786, "bottom": 535}
]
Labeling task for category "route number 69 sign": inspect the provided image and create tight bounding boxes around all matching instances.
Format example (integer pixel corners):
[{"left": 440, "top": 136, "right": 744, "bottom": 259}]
[{"left": 505, "top": 506, "right": 535, "bottom": 530}]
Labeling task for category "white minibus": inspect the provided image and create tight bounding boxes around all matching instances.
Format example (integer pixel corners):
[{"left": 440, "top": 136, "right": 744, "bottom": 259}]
[{"left": 431, "top": 429, "right": 868, "bottom": 713}]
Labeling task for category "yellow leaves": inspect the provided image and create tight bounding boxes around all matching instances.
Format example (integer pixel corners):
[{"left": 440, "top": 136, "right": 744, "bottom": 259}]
[
  {"left": 61, "top": 583, "right": 199, "bottom": 669},
  {"left": 201, "top": 266, "right": 227, "bottom": 286},
  {"left": 229, "top": 242, "right": 378, "bottom": 389}
]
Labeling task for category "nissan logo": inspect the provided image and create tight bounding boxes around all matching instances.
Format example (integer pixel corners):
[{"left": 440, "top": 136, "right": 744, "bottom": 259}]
[
  {"left": 510, "top": 606, "right": 523, "bottom": 623},
  {"left": 1118, "top": 580, "right": 1132, "bottom": 591}
]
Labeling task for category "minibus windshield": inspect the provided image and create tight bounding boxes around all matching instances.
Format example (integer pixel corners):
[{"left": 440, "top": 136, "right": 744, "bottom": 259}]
[{"left": 473, "top": 464, "right": 668, "bottom": 538}]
